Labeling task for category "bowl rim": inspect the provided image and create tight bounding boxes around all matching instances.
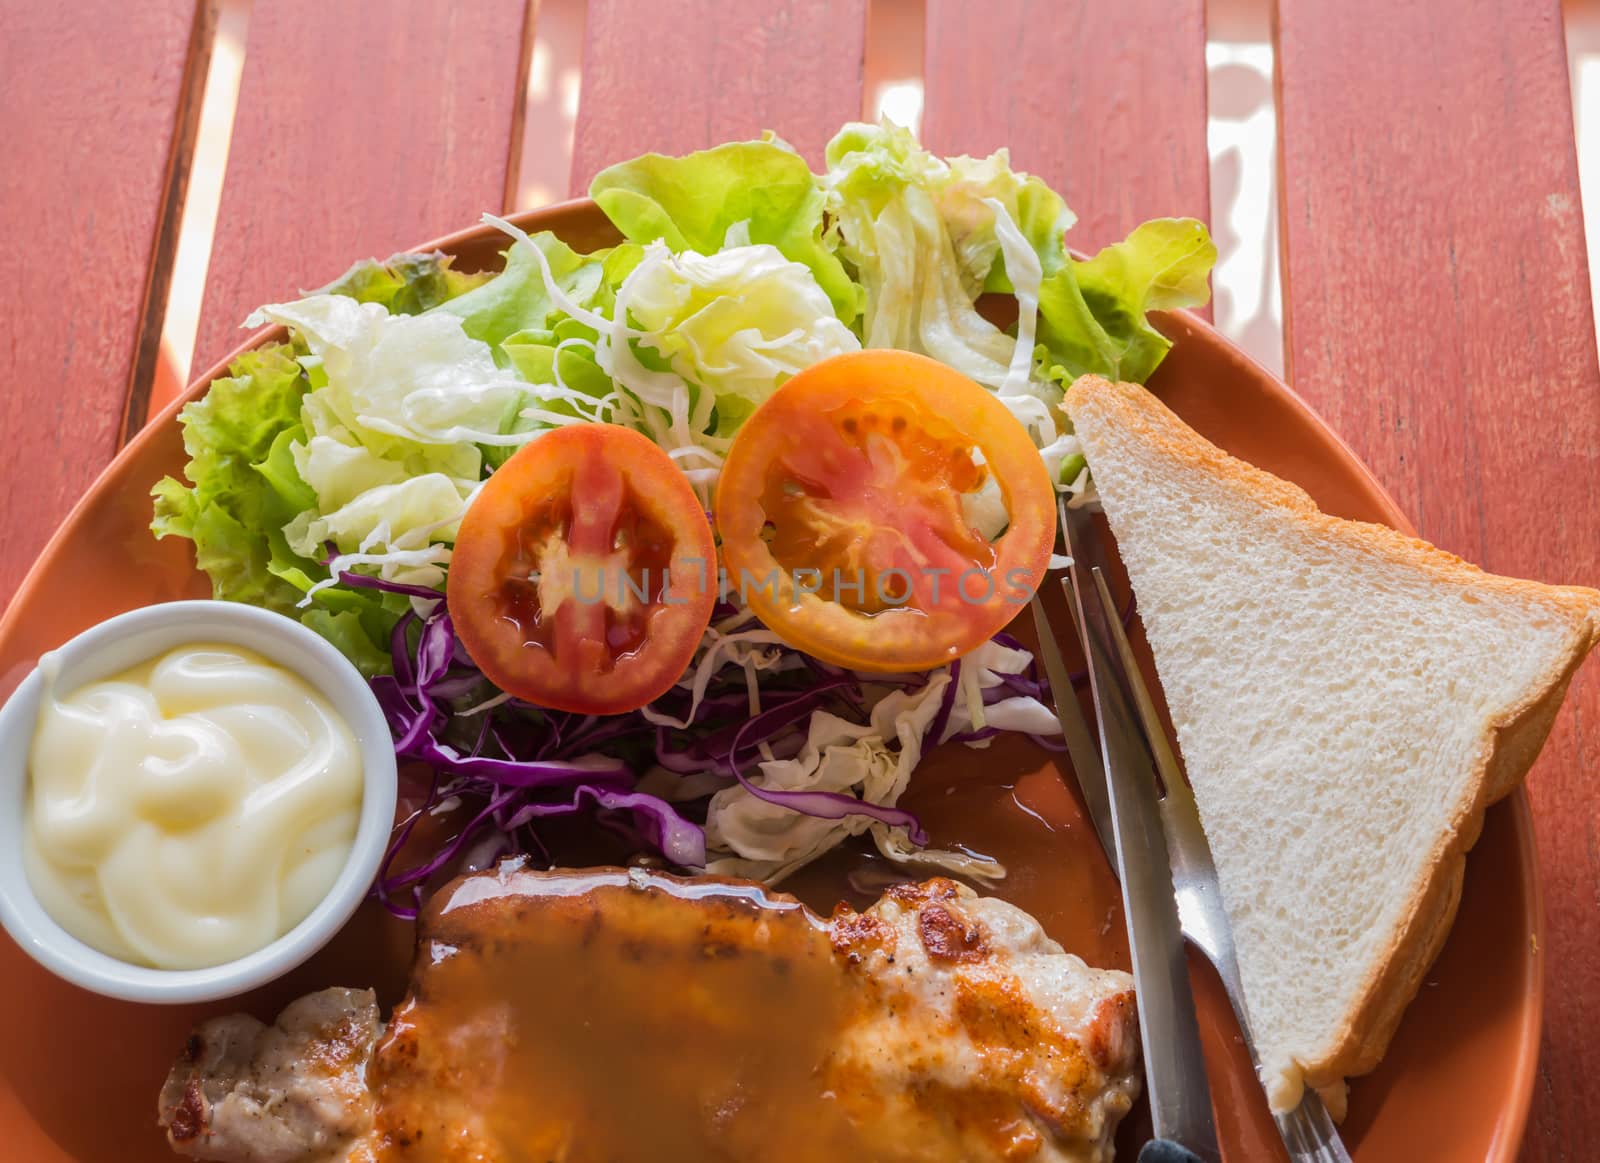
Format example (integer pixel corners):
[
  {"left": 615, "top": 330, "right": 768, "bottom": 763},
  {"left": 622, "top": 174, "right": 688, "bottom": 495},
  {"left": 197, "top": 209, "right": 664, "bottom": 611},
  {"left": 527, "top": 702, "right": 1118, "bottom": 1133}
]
[{"left": 0, "top": 599, "right": 398, "bottom": 1003}]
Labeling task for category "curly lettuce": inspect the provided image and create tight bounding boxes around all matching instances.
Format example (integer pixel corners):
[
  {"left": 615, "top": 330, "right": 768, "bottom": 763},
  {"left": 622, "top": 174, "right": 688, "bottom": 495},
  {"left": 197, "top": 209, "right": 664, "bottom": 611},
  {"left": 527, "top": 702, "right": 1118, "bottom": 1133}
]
[
  {"left": 825, "top": 121, "right": 1018, "bottom": 385},
  {"left": 1037, "top": 217, "right": 1217, "bottom": 385},
  {"left": 590, "top": 136, "right": 859, "bottom": 324},
  {"left": 823, "top": 121, "right": 1215, "bottom": 383},
  {"left": 150, "top": 345, "right": 397, "bottom": 674},
  {"left": 148, "top": 245, "right": 508, "bottom": 674},
  {"left": 151, "top": 345, "right": 313, "bottom": 614}
]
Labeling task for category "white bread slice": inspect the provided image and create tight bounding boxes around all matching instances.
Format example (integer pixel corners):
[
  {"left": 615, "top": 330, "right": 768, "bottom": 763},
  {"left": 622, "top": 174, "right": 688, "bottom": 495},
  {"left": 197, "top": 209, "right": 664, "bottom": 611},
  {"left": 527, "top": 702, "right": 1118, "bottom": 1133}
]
[{"left": 1064, "top": 376, "right": 1600, "bottom": 1113}]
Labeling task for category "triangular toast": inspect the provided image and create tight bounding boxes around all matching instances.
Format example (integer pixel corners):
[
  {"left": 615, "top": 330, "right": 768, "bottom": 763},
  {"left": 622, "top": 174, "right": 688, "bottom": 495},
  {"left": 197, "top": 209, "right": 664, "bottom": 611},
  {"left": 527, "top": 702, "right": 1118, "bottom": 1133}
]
[{"left": 1065, "top": 376, "right": 1600, "bottom": 1111}]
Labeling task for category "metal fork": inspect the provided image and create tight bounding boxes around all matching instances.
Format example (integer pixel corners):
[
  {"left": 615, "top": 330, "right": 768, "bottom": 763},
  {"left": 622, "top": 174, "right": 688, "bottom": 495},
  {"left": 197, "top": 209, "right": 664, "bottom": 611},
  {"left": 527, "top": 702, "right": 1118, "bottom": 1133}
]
[{"left": 1031, "top": 505, "right": 1351, "bottom": 1162}]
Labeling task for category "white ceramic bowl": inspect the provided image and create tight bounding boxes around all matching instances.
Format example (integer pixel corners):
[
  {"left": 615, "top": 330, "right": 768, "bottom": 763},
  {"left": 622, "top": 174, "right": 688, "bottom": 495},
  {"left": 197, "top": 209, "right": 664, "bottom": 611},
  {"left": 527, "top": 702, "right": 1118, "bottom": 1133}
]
[{"left": 0, "top": 600, "right": 397, "bottom": 1003}]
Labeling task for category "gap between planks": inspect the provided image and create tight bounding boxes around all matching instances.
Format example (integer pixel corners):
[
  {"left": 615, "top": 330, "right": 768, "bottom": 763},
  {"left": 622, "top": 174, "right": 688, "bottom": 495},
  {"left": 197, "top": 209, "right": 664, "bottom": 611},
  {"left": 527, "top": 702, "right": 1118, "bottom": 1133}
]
[
  {"left": 135, "top": 0, "right": 1302, "bottom": 436},
  {"left": 135, "top": 0, "right": 250, "bottom": 426},
  {"left": 118, "top": 0, "right": 217, "bottom": 444}
]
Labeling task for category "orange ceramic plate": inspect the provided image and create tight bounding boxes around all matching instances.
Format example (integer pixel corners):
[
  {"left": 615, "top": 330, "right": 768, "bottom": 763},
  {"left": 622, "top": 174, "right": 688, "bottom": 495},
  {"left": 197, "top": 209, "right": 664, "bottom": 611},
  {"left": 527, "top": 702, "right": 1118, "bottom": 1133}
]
[{"left": 0, "top": 202, "right": 1540, "bottom": 1163}]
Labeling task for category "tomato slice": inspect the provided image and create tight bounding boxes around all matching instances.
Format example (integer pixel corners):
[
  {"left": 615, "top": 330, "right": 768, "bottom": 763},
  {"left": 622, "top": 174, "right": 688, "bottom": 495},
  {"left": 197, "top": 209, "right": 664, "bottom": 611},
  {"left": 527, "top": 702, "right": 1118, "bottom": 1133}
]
[
  {"left": 714, "top": 349, "right": 1056, "bottom": 672},
  {"left": 448, "top": 424, "right": 716, "bottom": 715}
]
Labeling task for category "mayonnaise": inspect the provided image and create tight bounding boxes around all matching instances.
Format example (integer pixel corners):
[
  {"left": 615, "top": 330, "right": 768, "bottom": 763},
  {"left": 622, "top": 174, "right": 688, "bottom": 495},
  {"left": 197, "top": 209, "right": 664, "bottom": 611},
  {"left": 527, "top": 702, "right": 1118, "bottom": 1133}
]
[{"left": 24, "top": 643, "right": 363, "bottom": 970}]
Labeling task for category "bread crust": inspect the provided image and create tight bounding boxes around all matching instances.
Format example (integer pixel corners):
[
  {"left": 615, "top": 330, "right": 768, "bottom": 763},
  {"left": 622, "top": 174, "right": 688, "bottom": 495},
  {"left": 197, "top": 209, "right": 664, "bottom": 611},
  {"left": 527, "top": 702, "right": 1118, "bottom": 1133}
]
[{"left": 1065, "top": 376, "right": 1600, "bottom": 1105}]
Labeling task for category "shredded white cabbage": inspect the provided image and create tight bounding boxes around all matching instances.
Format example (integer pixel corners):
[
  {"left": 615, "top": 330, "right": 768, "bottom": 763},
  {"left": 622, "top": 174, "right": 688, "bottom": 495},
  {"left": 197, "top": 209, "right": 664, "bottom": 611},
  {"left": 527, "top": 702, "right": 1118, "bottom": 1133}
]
[
  {"left": 639, "top": 624, "right": 793, "bottom": 730},
  {"left": 984, "top": 195, "right": 1041, "bottom": 401},
  {"left": 484, "top": 215, "right": 713, "bottom": 469},
  {"left": 624, "top": 241, "right": 860, "bottom": 433},
  {"left": 936, "top": 639, "right": 1051, "bottom": 744},
  {"left": 247, "top": 296, "right": 530, "bottom": 447},
  {"left": 518, "top": 336, "right": 622, "bottom": 429},
  {"left": 984, "top": 198, "right": 1091, "bottom": 505},
  {"left": 703, "top": 677, "right": 975, "bottom": 884},
  {"left": 484, "top": 215, "right": 857, "bottom": 500},
  {"left": 698, "top": 635, "right": 1060, "bottom": 883}
]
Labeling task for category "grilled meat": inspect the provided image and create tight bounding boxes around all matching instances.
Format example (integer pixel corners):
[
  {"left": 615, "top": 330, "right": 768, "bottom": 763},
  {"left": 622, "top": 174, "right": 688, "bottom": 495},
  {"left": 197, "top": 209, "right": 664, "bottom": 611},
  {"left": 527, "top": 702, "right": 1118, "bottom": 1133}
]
[
  {"left": 160, "top": 868, "right": 1139, "bottom": 1163},
  {"left": 160, "top": 987, "right": 382, "bottom": 1163}
]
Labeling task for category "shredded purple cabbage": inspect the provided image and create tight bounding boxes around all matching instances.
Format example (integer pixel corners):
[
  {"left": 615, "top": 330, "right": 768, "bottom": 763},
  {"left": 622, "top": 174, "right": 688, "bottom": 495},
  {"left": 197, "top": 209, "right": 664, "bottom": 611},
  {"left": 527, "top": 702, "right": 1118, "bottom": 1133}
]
[
  {"left": 339, "top": 569, "right": 1064, "bottom": 918},
  {"left": 928, "top": 659, "right": 961, "bottom": 744},
  {"left": 336, "top": 571, "right": 451, "bottom": 603}
]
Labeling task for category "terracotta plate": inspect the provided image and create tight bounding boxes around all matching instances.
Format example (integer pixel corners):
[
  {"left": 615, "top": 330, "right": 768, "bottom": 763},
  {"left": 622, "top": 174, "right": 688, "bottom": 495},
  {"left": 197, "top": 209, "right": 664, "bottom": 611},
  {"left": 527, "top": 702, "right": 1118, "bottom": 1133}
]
[{"left": 0, "top": 201, "right": 1540, "bottom": 1162}]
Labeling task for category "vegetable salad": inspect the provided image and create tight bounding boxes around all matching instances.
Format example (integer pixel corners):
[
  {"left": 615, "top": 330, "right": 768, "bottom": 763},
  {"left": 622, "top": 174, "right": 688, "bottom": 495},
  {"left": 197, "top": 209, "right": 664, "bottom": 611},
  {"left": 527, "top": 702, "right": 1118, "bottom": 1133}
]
[{"left": 151, "top": 122, "right": 1214, "bottom": 912}]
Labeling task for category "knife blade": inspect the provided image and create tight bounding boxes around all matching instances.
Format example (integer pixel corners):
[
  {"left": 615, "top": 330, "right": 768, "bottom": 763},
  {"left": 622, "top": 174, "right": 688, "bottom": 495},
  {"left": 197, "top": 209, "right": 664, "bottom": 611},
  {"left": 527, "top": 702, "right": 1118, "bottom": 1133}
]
[{"left": 1061, "top": 505, "right": 1220, "bottom": 1162}]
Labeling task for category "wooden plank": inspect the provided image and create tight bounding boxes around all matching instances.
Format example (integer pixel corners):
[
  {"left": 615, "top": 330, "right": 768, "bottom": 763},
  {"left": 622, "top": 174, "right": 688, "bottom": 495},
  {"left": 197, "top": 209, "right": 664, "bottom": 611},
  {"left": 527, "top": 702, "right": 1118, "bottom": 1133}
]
[
  {"left": 1274, "top": 2, "right": 1600, "bottom": 1158},
  {"left": 569, "top": 0, "right": 869, "bottom": 194},
  {"left": 193, "top": 0, "right": 533, "bottom": 374},
  {"left": 0, "top": 0, "right": 204, "bottom": 609},
  {"left": 922, "top": 0, "right": 1210, "bottom": 253}
]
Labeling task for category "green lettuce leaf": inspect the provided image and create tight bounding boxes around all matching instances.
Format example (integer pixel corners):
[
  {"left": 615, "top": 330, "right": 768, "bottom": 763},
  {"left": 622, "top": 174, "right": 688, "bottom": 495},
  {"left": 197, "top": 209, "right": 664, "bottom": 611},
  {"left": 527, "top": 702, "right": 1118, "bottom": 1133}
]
[
  {"left": 435, "top": 232, "right": 606, "bottom": 351},
  {"left": 152, "top": 345, "right": 315, "bottom": 614},
  {"left": 590, "top": 137, "right": 859, "bottom": 323},
  {"left": 301, "top": 608, "right": 392, "bottom": 677},
  {"left": 317, "top": 250, "right": 489, "bottom": 315},
  {"left": 1037, "top": 218, "right": 1216, "bottom": 384},
  {"left": 491, "top": 326, "right": 614, "bottom": 469},
  {"left": 502, "top": 325, "right": 612, "bottom": 396},
  {"left": 151, "top": 342, "right": 398, "bottom": 671},
  {"left": 825, "top": 122, "right": 1214, "bottom": 389}
]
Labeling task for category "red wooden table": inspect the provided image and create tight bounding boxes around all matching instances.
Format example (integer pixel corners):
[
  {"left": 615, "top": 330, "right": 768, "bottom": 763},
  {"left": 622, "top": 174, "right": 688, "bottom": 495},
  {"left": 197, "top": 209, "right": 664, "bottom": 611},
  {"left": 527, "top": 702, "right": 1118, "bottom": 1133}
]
[{"left": 1, "top": 1, "right": 1595, "bottom": 1158}]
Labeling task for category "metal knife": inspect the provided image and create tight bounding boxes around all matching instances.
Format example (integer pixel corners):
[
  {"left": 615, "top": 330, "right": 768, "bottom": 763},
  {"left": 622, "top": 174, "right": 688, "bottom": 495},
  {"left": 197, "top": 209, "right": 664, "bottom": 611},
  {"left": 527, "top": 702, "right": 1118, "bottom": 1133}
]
[{"left": 1061, "top": 504, "right": 1221, "bottom": 1163}]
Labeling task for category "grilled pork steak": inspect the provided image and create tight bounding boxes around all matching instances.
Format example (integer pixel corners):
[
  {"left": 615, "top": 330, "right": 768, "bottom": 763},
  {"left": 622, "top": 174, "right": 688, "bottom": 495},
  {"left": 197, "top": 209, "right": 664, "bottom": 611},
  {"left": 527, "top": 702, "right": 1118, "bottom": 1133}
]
[
  {"left": 159, "top": 987, "right": 382, "bottom": 1163},
  {"left": 160, "top": 868, "right": 1139, "bottom": 1163}
]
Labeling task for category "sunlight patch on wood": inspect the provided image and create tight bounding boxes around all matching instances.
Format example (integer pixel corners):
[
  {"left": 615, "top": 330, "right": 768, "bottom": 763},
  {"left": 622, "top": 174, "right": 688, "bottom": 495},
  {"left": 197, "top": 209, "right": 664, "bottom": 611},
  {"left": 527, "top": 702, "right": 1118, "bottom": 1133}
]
[{"left": 147, "top": 0, "right": 251, "bottom": 419}]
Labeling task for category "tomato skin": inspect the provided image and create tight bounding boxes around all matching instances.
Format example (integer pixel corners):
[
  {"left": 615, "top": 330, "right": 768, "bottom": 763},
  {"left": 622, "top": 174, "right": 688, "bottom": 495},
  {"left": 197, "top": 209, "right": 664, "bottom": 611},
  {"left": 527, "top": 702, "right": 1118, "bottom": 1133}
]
[
  {"left": 448, "top": 424, "right": 716, "bottom": 715},
  {"left": 714, "top": 350, "right": 1056, "bottom": 672}
]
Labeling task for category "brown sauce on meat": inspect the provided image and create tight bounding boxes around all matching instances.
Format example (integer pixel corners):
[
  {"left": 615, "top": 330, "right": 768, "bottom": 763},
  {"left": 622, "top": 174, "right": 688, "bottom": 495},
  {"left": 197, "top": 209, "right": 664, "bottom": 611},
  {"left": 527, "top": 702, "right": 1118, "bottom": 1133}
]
[{"left": 367, "top": 868, "right": 910, "bottom": 1162}]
